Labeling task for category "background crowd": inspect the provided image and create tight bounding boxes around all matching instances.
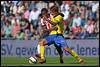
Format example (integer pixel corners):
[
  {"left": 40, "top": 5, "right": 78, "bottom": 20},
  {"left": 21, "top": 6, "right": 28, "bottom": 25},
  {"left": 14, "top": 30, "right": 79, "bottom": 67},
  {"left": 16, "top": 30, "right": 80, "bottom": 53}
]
[{"left": 1, "top": 1, "right": 99, "bottom": 40}]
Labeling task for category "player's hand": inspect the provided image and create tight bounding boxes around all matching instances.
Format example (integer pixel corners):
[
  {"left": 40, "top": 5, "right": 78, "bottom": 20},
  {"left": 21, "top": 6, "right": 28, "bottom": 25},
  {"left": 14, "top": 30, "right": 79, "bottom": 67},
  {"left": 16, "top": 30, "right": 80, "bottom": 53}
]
[
  {"left": 43, "top": 16, "right": 49, "bottom": 21},
  {"left": 54, "top": 26, "right": 58, "bottom": 31},
  {"left": 43, "top": 16, "right": 46, "bottom": 20}
]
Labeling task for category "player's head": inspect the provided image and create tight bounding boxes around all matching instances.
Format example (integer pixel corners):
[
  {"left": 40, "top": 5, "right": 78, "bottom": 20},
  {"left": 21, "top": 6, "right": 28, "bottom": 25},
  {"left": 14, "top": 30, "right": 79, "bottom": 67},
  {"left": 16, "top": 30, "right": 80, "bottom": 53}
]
[
  {"left": 50, "top": 5, "right": 59, "bottom": 16},
  {"left": 41, "top": 8, "right": 48, "bottom": 14},
  {"left": 41, "top": 8, "right": 49, "bottom": 17}
]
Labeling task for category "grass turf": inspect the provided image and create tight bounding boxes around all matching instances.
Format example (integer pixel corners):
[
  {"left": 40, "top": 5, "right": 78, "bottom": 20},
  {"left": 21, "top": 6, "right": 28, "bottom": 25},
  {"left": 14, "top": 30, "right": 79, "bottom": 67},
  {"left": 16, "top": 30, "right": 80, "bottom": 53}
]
[{"left": 1, "top": 56, "right": 99, "bottom": 66}]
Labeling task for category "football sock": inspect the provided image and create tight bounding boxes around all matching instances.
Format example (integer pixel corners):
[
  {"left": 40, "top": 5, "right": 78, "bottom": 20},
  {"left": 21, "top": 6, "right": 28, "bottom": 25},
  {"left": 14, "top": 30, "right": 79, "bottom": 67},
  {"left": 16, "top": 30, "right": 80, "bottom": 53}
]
[
  {"left": 37, "top": 44, "right": 40, "bottom": 54},
  {"left": 40, "top": 45, "right": 45, "bottom": 60},
  {"left": 65, "top": 48, "right": 81, "bottom": 62},
  {"left": 69, "top": 49, "right": 81, "bottom": 62},
  {"left": 70, "top": 50, "right": 81, "bottom": 61}
]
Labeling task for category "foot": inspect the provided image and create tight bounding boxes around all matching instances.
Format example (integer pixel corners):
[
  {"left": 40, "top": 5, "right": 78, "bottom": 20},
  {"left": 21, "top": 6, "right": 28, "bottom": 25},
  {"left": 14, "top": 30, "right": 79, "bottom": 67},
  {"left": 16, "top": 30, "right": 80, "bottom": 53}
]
[
  {"left": 38, "top": 59, "right": 46, "bottom": 64},
  {"left": 60, "top": 59, "right": 64, "bottom": 64},
  {"left": 76, "top": 56, "right": 85, "bottom": 64},
  {"left": 79, "top": 59, "right": 85, "bottom": 64},
  {"left": 35, "top": 54, "right": 41, "bottom": 58}
]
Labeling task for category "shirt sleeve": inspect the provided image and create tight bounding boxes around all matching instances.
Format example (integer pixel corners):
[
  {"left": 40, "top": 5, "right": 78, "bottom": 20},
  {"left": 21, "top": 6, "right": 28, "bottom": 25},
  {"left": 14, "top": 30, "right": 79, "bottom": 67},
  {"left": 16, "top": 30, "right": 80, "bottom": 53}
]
[{"left": 55, "top": 15, "right": 63, "bottom": 23}]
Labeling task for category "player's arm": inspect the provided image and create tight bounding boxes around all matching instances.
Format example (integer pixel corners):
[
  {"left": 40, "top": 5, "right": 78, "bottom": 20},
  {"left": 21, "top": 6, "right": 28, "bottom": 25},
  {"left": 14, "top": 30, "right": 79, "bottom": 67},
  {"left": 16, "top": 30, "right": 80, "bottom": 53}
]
[
  {"left": 46, "top": 19, "right": 59, "bottom": 26},
  {"left": 46, "top": 15, "right": 63, "bottom": 26},
  {"left": 43, "top": 16, "right": 59, "bottom": 26},
  {"left": 49, "top": 26, "right": 58, "bottom": 31},
  {"left": 43, "top": 26, "right": 58, "bottom": 32}
]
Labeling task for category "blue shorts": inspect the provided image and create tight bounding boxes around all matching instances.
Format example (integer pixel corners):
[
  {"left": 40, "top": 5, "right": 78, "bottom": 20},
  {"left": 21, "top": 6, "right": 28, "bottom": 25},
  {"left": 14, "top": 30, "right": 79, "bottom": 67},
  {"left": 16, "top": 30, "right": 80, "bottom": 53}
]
[
  {"left": 40, "top": 32, "right": 49, "bottom": 39},
  {"left": 45, "top": 34, "right": 67, "bottom": 48}
]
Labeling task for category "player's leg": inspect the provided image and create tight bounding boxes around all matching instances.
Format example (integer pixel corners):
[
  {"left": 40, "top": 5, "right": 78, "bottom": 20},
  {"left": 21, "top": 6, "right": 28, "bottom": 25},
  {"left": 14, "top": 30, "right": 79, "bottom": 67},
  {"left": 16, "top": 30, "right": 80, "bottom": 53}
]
[
  {"left": 54, "top": 44, "right": 64, "bottom": 63},
  {"left": 35, "top": 38, "right": 42, "bottom": 58},
  {"left": 37, "top": 38, "right": 64, "bottom": 63},
  {"left": 39, "top": 34, "right": 57, "bottom": 63},
  {"left": 37, "top": 44, "right": 40, "bottom": 54},
  {"left": 35, "top": 38, "right": 47, "bottom": 64},
  {"left": 39, "top": 39, "right": 47, "bottom": 60},
  {"left": 35, "top": 39, "right": 47, "bottom": 64},
  {"left": 36, "top": 32, "right": 49, "bottom": 59},
  {"left": 37, "top": 39, "right": 64, "bottom": 64},
  {"left": 63, "top": 46, "right": 84, "bottom": 63},
  {"left": 35, "top": 44, "right": 41, "bottom": 58},
  {"left": 54, "top": 34, "right": 84, "bottom": 64}
]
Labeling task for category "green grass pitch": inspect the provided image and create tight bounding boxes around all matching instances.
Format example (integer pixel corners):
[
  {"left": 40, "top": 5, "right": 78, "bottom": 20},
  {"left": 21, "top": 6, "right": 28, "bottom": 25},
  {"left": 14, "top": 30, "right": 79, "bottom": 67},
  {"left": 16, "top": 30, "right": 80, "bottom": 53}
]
[{"left": 1, "top": 56, "right": 99, "bottom": 66}]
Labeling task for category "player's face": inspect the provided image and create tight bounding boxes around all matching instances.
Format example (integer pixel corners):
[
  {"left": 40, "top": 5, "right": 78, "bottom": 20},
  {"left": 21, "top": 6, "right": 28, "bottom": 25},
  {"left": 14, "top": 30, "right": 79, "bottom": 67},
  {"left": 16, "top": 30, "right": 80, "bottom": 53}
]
[
  {"left": 50, "top": 11, "right": 57, "bottom": 16},
  {"left": 43, "top": 12, "right": 49, "bottom": 18}
]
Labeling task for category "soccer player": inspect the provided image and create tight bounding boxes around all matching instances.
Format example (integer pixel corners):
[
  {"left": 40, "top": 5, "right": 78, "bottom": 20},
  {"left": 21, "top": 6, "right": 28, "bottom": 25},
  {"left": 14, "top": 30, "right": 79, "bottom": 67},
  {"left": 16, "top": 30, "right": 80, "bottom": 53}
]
[
  {"left": 36, "top": 8, "right": 64, "bottom": 63},
  {"left": 38, "top": 6, "right": 84, "bottom": 64}
]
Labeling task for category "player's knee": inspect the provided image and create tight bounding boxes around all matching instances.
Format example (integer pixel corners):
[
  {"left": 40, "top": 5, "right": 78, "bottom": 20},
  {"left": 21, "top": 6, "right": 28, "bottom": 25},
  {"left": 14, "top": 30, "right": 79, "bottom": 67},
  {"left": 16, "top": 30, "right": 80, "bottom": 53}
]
[
  {"left": 63, "top": 47, "right": 69, "bottom": 51},
  {"left": 43, "top": 39, "right": 47, "bottom": 45},
  {"left": 67, "top": 47, "right": 71, "bottom": 51},
  {"left": 38, "top": 42, "right": 41, "bottom": 45},
  {"left": 39, "top": 41, "right": 43, "bottom": 46},
  {"left": 39, "top": 39, "right": 47, "bottom": 46}
]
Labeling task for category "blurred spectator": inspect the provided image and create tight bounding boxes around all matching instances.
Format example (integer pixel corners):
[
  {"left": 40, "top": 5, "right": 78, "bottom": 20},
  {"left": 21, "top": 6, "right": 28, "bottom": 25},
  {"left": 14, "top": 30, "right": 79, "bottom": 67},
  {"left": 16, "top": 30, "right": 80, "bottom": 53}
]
[
  {"left": 17, "top": 1, "right": 25, "bottom": 14},
  {"left": 92, "top": 2, "right": 99, "bottom": 13},
  {"left": 1, "top": 1, "right": 8, "bottom": 16},
  {"left": 20, "top": 18, "right": 29, "bottom": 32},
  {"left": 9, "top": 14, "right": 16, "bottom": 25},
  {"left": 1, "top": 27, "right": 5, "bottom": 38},
  {"left": 24, "top": 29, "right": 30, "bottom": 40},
  {"left": 3, "top": 20, "right": 12, "bottom": 38},
  {"left": 28, "top": 1, "right": 37, "bottom": 12},
  {"left": 12, "top": 1, "right": 19, "bottom": 6},
  {"left": 11, "top": 20, "right": 20, "bottom": 38},
  {"left": 29, "top": 7, "right": 40, "bottom": 30},
  {"left": 1, "top": 15, "right": 6, "bottom": 27},
  {"left": 80, "top": 6, "right": 86, "bottom": 27},
  {"left": 83, "top": 18, "right": 95, "bottom": 38},
  {"left": 60, "top": 1, "right": 69, "bottom": 20},
  {"left": 71, "top": 23, "right": 81, "bottom": 34},
  {"left": 16, "top": 29, "right": 24, "bottom": 40},
  {"left": 72, "top": 13, "right": 81, "bottom": 28},
  {"left": 15, "top": 12, "right": 21, "bottom": 24},
  {"left": 1, "top": 1, "right": 99, "bottom": 39},
  {"left": 10, "top": 2, "right": 17, "bottom": 15},
  {"left": 23, "top": 8, "right": 30, "bottom": 19},
  {"left": 36, "top": 1, "right": 47, "bottom": 10}
]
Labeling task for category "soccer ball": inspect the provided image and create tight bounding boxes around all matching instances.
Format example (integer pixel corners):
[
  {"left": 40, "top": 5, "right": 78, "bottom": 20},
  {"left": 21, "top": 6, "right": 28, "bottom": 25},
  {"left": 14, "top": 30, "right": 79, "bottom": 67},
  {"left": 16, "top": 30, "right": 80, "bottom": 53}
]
[{"left": 29, "top": 56, "right": 37, "bottom": 64}]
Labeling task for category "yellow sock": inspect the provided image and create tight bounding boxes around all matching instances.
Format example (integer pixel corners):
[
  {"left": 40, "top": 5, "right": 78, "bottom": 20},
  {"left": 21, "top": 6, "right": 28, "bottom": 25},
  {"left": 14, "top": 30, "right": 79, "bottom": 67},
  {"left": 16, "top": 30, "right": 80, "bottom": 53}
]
[
  {"left": 40, "top": 45, "right": 45, "bottom": 60},
  {"left": 70, "top": 50, "right": 81, "bottom": 61},
  {"left": 71, "top": 50, "right": 78, "bottom": 57},
  {"left": 65, "top": 47, "right": 82, "bottom": 62}
]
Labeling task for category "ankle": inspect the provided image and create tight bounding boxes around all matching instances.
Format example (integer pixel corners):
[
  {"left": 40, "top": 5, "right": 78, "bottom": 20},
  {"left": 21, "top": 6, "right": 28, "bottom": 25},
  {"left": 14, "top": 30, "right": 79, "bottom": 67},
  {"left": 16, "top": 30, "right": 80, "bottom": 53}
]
[{"left": 75, "top": 56, "right": 81, "bottom": 61}]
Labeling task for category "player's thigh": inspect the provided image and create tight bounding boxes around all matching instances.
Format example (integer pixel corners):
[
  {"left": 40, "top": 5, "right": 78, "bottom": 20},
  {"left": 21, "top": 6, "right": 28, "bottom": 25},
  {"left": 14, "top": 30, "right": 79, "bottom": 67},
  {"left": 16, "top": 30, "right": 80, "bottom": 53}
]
[
  {"left": 54, "top": 44, "right": 63, "bottom": 54},
  {"left": 54, "top": 34, "right": 68, "bottom": 47},
  {"left": 63, "top": 46, "right": 71, "bottom": 51},
  {"left": 39, "top": 39, "right": 47, "bottom": 46},
  {"left": 45, "top": 34, "right": 56, "bottom": 46}
]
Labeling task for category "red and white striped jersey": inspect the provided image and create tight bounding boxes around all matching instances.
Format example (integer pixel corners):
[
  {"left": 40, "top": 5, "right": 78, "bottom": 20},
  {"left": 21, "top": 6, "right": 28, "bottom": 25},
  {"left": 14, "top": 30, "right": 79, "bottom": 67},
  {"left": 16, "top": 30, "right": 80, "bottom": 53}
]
[{"left": 40, "top": 18, "right": 52, "bottom": 30}]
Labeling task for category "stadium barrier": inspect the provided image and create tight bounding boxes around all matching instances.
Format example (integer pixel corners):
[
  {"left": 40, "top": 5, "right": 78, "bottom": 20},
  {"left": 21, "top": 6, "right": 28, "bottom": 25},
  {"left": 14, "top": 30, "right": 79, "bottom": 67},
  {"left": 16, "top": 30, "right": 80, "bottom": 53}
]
[{"left": 1, "top": 39, "right": 99, "bottom": 57}]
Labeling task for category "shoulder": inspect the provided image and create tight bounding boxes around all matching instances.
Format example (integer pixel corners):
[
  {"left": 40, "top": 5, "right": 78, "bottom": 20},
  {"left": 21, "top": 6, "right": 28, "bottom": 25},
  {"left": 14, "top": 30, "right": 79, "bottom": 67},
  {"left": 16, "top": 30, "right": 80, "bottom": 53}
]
[
  {"left": 58, "top": 13, "right": 64, "bottom": 17},
  {"left": 55, "top": 15, "right": 63, "bottom": 20}
]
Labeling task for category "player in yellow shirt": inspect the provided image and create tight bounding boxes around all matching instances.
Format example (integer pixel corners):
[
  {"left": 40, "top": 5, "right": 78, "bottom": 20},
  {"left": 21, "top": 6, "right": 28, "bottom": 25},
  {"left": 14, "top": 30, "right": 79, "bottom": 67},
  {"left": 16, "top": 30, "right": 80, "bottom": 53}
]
[
  {"left": 39, "top": 6, "right": 84, "bottom": 64},
  {"left": 35, "top": 8, "right": 64, "bottom": 63}
]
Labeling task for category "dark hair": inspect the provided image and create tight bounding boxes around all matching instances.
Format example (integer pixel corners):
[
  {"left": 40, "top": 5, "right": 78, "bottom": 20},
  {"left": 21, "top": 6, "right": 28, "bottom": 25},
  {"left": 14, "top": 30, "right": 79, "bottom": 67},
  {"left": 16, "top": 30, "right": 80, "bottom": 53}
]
[
  {"left": 50, "top": 5, "right": 58, "bottom": 12},
  {"left": 41, "top": 8, "right": 48, "bottom": 14}
]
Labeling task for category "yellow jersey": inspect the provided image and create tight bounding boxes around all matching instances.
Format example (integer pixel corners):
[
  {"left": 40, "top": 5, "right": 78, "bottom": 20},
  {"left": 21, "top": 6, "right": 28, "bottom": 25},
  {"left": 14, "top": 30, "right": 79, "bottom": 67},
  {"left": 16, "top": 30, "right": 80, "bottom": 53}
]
[{"left": 49, "top": 15, "right": 64, "bottom": 35}]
